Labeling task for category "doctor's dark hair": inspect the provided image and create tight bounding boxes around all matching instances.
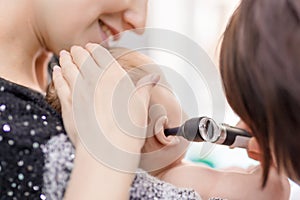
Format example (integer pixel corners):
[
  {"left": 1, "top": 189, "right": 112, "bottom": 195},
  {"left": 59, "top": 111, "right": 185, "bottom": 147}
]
[{"left": 220, "top": 0, "right": 300, "bottom": 186}]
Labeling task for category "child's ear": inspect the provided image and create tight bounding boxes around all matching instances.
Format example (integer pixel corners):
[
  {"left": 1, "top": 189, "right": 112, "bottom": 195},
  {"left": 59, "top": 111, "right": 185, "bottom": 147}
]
[{"left": 154, "top": 116, "right": 180, "bottom": 146}]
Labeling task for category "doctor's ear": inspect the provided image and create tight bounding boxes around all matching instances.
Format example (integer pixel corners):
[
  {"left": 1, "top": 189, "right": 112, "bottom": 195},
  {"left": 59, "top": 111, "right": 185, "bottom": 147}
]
[{"left": 154, "top": 116, "right": 180, "bottom": 146}]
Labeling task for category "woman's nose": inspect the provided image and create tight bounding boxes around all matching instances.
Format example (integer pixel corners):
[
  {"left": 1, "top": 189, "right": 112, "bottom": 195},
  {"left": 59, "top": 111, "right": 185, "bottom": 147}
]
[{"left": 123, "top": 0, "right": 148, "bottom": 33}]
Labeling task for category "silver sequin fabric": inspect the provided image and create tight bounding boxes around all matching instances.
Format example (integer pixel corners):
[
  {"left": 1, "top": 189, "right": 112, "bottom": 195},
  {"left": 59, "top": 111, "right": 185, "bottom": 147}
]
[
  {"left": 130, "top": 169, "right": 202, "bottom": 200},
  {"left": 41, "top": 134, "right": 75, "bottom": 200},
  {"left": 0, "top": 77, "right": 64, "bottom": 200}
]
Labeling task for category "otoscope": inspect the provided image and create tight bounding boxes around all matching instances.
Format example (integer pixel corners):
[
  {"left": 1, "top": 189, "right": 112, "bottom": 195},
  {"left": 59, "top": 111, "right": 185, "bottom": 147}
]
[{"left": 164, "top": 117, "right": 252, "bottom": 148}]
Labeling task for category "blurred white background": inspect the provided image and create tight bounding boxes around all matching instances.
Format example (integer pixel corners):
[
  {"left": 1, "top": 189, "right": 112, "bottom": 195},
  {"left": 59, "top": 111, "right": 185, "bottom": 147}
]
[
  {"left": 145, "top": 1, "right": 299, "bottom": 198},
  {"left": 147, "top": 0, "right": 256, "bottom": 168}
]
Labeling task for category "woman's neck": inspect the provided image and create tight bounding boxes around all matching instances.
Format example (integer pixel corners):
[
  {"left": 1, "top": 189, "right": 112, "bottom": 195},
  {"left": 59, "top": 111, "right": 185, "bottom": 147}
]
[
  {"left": 0, "top": 1, "right": 48, "bottom": 93},
  {"left": 0, "top": 48, "right": 49, "bottom": 94}
]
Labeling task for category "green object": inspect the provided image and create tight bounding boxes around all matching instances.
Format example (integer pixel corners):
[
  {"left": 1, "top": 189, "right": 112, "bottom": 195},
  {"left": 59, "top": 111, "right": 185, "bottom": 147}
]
[{"left": 189, "top": 158, "right": 215, "bottom": 168}]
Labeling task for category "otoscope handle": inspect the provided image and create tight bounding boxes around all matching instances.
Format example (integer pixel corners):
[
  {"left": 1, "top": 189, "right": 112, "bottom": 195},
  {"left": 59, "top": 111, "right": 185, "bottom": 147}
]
[
  {"left": 164, "top": 117, "right": 252, "bottom": 149},
  {"left": 220, "top": 124, "right": 252, "bottom": 148}
]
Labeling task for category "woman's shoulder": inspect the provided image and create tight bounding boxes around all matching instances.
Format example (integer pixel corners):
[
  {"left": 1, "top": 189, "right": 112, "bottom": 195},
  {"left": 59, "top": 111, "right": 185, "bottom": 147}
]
[
  {"left": 0, "top": 76, "right": 63, "bottom": 144},
  {"left": 0, "top": 77, "right": 74, "bottom": 199},
  {"left": 0, "top": 76, "right": 58, "bottom": 115}
]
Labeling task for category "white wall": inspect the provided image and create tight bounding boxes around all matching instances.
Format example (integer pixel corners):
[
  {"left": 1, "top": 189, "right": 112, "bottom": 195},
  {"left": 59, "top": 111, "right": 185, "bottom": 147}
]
[{"left": 146, "top": 0, "right": 258, "bottom": 169}]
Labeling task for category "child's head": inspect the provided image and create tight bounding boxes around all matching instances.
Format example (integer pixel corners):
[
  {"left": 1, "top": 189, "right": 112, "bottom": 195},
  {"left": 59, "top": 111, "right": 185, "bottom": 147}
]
[
  {"left": 220, "top": 0, "right": 300, "bottom": 184},
  {"left": 46, "top": 47, "right": 190, "bottom": 172},
  {"left": 28, "top": 0, "right": 147, "bottom": 54}
]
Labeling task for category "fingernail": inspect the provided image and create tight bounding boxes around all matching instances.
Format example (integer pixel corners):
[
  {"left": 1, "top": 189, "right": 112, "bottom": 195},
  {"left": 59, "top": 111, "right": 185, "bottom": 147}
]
[
  {"left": 59, "top": 50, "right": 68, "bottom": 57},
  {"left": 53, "top": 65, "right": 61, "bottom": 73}
]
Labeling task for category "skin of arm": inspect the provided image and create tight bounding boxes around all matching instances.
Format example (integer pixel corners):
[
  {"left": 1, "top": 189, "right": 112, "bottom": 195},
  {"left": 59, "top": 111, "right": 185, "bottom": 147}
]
[
  {"left": 160, "top": 162, "right": 290, "bottom": 200},
  {"left": 63, "top": 143, "right": 137, "bottom": 200}
]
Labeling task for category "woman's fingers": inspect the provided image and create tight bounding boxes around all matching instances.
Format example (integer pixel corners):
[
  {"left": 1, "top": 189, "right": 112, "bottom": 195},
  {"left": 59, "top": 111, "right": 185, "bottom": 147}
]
[
  {"left": 236, "top": 121, "right": 263, "bottom": 161},
  {"left": 247, "top": 137, "right": 263, "bottom": 162},
  {"left": 52, "top": 66, "right": 71, "bottom": 109},
  {"left": 57, "top": 44, "right": 159, "bottom": 153},
  {"left": 52, "top": 65, "right": 78, "bottom": 145},
  {"left": 70, "top": 46, "right": 92, "bottom": 67},
  {"left": 85, "top": 43, "right": 116, "bottom": 69},
  {"left": 59, "top": 50, "right": 79, "bottom": 89},
  {"left": 70, "top": 46, "right": 101, "bottom": 82},
  {"left": 68, "top": 44, "right": 124, "bottom": 85}
]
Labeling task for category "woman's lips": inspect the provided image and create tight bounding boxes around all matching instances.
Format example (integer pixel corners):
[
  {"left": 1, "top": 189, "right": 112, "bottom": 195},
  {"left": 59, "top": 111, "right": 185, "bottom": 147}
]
[
  {"left": 98, "top": 21, "right": 110, "bottom": 42},
  {"left": 98, "top": 20, "right": 121, "bottom": 43},
  {"left": 104, "top": 22, "right": 119, "bottom": 36}
]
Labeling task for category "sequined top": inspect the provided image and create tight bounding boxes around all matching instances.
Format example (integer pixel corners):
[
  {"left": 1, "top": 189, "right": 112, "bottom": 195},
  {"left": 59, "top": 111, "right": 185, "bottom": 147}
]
[
  {"left": 0, "top": 77, "right": 224, "bottom": 200},
  {"left": 0, "top": 77, "right": 74, "bottom": 200},
  {"left": 131, "top": 170, "right": 201, "bottom": 200}
]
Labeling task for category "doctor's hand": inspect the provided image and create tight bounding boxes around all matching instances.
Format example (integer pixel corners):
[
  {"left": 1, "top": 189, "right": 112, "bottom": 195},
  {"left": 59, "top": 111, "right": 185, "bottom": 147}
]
[{"left": 236, "top": 121, "right": 262, "bottom": 162}]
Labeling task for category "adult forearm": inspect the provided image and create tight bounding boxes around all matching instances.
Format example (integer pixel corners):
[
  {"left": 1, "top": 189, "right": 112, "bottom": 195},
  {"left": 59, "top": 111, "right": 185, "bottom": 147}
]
[{"left": 63, "top": 143, "right": 138, "bottom": 200}]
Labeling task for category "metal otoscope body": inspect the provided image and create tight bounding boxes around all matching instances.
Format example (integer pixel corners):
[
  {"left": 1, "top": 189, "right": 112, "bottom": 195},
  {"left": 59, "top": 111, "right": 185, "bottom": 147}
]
[{"left": 164, "top": 117, "right": 252, "bottom": 148}]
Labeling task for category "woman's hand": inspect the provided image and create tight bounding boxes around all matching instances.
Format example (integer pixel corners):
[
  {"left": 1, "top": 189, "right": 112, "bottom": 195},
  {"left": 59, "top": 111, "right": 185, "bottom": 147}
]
[
  {"left": 236, "top": 121, "right": 262, "bottom": 162},
  {"left": 247, "top": 137, "right": 262, "bottom": 162},
  {"left": 53, "top": 43, "right": 158, "bottom": 152},
  {"left": 52, "top": 43, "right": 159, "bottom": 199}
]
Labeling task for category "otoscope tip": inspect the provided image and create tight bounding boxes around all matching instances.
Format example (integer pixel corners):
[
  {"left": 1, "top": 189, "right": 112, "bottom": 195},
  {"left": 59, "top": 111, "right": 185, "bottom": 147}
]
[{"left": 164, "top": 127, "right": 180, "bottom": 136}]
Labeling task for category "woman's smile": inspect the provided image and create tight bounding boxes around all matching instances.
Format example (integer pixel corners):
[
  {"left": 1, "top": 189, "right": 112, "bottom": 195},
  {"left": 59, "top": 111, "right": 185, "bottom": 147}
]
[{"left": 98, "top": 19, "right": 121, "bottom": 46}]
